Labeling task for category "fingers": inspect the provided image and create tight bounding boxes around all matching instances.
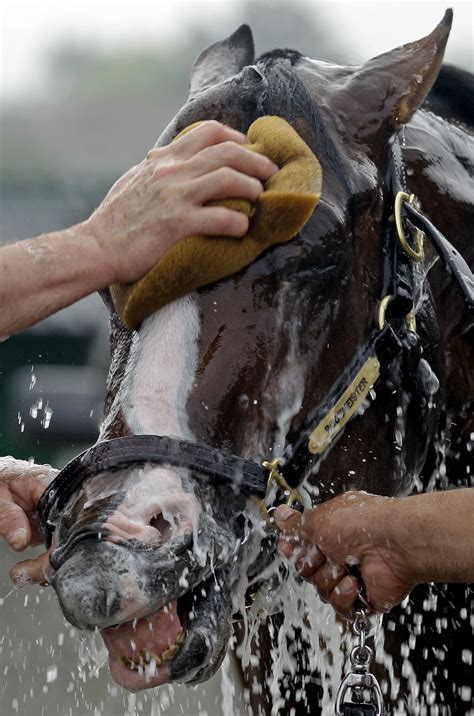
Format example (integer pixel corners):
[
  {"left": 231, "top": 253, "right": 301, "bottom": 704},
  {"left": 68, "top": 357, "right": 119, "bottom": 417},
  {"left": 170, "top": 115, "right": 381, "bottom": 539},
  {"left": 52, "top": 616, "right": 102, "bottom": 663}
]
[
  {"left": 277, "top": 535, "right": 359, "bottom": 617},
  {"left": 189, "top": 207, "right": 249, "bottom": 238},
  {"left": 190, "top": 168, "right": 264, "bottom": 205},
  {"left": 186, "top": 141, "right": 278, "bottom": 182},
  {"left": 275, "top": 499, "right": 411, "bottom": 618},
  {"left": 10, "top": 550, "right": 51, "bottom": 586},
  {"left": 277, "top": 539, "right": 325, "bottom": 578},
  {"left": 169, "top": 121, "right": 247, "bottom": 158},
  {"left": 0, "top": 498, "right": 31, "bottom": 550},
  {"left": 0, "top": 460, "right": 54, "bottom": 551},
  {"left": 90, "top": 118, "right": 280, "bottom": 284},
  {"left": 330, "top": 575, "right": 360, "bottom": 617},
  {"left": 0, "top": 458, "right": 56, "bottom": 510},
  {"left": 275, "top": 505, "right": 359, "bottom": 618},
  {"left": 278, "top": 537, "right": 345, "bottom": 598},
  {"left": 311, "top": 559, "right": 347, "bottom": 600},
  {"left": 12, "top": 468, "right": 54, "bottom": 507},
  {"left": 148, "top": 122, "right": 278, "bottom": 184}
]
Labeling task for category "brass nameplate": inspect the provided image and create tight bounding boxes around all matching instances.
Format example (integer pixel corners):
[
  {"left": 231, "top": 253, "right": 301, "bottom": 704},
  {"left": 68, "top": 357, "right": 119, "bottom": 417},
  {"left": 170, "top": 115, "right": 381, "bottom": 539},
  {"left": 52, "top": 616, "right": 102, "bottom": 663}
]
[{"left": 308, "top": 356, "right": 380, "bottom": 455}]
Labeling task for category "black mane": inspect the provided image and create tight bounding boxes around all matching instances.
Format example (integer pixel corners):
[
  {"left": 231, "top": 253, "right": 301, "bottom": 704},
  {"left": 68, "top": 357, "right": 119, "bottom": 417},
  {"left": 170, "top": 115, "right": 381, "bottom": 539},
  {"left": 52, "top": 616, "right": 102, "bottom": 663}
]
[
  {"left": 425, "top": 64, "right": 474, "bottom": 127},
  {"left": 256, "top": 48, "right": 302, "bottom": 65}
]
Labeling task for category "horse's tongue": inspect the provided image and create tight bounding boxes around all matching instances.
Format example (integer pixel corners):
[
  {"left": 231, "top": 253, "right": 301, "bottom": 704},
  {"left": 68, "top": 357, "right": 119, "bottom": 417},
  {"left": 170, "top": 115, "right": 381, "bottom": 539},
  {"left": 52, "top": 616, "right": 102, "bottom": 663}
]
[{"left": 101, "top": 600, "right": 181, "bottom": 662}]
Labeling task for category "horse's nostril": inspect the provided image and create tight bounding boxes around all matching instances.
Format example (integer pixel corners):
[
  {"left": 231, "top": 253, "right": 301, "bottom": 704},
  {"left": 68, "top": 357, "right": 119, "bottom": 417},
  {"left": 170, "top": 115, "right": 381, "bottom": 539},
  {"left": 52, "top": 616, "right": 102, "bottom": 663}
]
[{"left": 150, "top": 512, "right": 173, "bottom": 543}]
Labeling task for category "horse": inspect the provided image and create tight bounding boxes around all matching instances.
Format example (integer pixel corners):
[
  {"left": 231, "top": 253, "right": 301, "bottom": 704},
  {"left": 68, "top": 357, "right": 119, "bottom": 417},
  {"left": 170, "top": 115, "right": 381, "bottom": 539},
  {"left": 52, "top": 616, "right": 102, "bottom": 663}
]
[{"left": 37, "top": 11, "right": 473, "bottom": 714}]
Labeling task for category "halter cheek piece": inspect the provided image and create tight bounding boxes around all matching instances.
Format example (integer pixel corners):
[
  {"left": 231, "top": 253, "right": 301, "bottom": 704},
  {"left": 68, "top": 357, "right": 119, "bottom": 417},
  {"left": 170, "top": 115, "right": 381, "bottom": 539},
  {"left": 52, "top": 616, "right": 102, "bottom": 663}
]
[{"left": 36, "top": 140, "right": 474, "bottom": 549}]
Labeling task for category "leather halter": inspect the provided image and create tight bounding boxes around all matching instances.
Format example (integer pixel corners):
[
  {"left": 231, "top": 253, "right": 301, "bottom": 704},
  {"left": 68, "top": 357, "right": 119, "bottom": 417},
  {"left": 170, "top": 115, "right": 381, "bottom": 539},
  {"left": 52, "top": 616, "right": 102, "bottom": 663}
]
[{"left": 36, "top": 141, "right": 474, "bottom": 547}]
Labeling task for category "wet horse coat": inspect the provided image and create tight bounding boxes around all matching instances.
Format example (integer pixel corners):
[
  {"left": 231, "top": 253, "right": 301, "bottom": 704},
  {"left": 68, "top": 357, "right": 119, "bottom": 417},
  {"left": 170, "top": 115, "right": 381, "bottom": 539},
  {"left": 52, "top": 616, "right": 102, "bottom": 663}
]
[{"left": 41, "top": 13, "right": 473, "bottom": 714}]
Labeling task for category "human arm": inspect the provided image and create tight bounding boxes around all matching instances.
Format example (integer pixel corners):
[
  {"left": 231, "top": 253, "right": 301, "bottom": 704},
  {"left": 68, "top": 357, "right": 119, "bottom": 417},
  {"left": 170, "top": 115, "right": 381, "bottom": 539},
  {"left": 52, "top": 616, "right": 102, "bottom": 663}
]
[
  {"left": 0, "top": 121, "right": 277, "bottom": 338},
  {"left": 0, "top": 456, "right": 58, "bottom": 584},
  {"left": 274, "top": 488, "right": 474, "bottom": 617}
]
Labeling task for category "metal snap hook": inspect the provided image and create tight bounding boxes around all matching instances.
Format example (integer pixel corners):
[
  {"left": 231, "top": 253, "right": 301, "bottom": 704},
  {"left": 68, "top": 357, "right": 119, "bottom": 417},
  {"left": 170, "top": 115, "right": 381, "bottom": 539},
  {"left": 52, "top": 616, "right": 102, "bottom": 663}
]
[
  {"left": 258, "top": 457, "right": 303, "bottom": 528},
  {"left": 335, "top": 608, "right": 385, "bottom": 715}
]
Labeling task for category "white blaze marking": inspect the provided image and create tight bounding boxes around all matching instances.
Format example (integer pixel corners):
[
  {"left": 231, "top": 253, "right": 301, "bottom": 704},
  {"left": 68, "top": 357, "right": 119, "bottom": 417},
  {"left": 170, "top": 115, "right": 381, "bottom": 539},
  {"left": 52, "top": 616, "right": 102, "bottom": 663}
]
[
  {"left": 98, "top": 294, "right": 202, "bottom": 534},
  {"left": 122, "top": 295, "right": 200, "bottom": 438}
]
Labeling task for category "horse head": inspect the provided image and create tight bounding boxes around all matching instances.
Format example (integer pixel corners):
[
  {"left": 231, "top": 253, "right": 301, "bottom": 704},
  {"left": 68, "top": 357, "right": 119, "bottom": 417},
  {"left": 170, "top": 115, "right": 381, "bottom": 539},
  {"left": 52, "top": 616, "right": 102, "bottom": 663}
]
[{"left": 42, "top": 13, "right": 455, "bottom": 693}]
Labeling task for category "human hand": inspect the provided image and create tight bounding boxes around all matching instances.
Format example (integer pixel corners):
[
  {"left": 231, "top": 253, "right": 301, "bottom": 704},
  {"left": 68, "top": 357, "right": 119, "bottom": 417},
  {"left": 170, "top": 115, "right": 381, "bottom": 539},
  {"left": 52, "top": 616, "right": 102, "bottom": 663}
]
[
  {"left": 0, "top": 457, "right": 57, "bottom": 585},
  {"left": 86, "top": 120, "right": 279, "bottom": 284},
  {"left": 274, "top": 492, "right": 416, "bottom": 617}
]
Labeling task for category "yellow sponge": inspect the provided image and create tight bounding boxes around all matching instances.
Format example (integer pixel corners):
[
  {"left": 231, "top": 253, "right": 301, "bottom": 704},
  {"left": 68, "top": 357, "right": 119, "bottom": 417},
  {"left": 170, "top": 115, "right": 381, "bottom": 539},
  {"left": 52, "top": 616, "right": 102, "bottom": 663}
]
[{"left": 110, "top": 116, "right": 322, "bottom": 329}]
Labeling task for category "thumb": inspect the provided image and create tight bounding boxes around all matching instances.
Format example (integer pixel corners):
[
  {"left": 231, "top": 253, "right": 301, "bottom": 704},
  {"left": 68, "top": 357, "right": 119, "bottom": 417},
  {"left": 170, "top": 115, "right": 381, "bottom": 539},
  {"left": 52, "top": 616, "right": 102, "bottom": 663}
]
[
  {"left": 273, "top": 505, "right": 303, "bottom": 533},
  {"left": 10, "top": 550, "right": 51, "bottom": 586},
  {"left": 274, "top": 504, "right": 325, "bottom": 547}
]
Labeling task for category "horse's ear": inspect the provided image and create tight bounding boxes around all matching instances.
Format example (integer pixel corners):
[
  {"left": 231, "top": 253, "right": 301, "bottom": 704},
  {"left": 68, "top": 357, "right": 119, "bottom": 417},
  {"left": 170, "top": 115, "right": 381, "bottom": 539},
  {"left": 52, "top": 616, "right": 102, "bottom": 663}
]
[
  {"left": 338, "top": 10, "right": 452, "bottom": 135},
  {"left": 189, "top": 25, "right": 255, "bottom": 99}
]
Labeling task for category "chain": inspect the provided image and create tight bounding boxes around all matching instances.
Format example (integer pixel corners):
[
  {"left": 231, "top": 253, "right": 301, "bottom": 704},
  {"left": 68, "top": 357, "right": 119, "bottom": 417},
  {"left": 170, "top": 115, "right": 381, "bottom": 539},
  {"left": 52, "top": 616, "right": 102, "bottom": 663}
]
[
  {"left": 335, "top": 608, "right": 384, "bottom": 715},
  {"left": 351, "top": 609, "right": 372, "bottom": 672},
  {"left": 349, "top": 609, "right": 374, "bottom": 705}
]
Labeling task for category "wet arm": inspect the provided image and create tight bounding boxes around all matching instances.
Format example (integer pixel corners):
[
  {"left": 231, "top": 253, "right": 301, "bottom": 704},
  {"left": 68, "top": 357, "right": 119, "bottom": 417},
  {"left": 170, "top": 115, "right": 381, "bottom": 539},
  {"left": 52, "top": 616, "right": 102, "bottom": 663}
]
[
  {"left": 389, "top": 488, "right": 474, "bottom": 584},
  {"left": 0, "top": 224, "right": 110, "bottom": 338}
]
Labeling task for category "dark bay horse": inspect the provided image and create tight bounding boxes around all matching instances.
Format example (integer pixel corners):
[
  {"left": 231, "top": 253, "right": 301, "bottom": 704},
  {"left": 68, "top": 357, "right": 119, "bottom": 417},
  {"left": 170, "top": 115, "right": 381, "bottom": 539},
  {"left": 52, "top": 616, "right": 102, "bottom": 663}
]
[{"left": 38, "top": 11, "right": 473, "bottom": 714}]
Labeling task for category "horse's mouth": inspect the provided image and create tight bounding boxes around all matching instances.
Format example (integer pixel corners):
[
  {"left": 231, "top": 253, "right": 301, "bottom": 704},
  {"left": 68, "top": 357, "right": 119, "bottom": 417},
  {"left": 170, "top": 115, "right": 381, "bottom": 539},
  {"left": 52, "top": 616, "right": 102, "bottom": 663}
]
[
  {"left": 47, "top": 468, "right": 243, "bottom": 691},
  {"left": 50, "top": 535, "right": 234, "bottom": 691},
  {"left": 101, "top": 571, "right": 231, "bottom": 691}
]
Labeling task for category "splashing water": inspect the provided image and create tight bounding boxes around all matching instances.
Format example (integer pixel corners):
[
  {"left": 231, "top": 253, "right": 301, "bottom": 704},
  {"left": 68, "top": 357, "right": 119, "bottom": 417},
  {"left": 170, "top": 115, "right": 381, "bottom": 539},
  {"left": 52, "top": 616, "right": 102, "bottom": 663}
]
[
  {"left": 42, "top": 405, "right": 53, "bottom": 429},
  {"left": 30, "top": 397, "right": 43, "bottom": 419},
  {"left": 29, "top": 367, "right": 37, "bottom": 391},
  {"left": 28, "top": 396, "right": 53, "bottom": 429},
  {"left": 220, "top": 497, "right": 348, "bottom": 715}
]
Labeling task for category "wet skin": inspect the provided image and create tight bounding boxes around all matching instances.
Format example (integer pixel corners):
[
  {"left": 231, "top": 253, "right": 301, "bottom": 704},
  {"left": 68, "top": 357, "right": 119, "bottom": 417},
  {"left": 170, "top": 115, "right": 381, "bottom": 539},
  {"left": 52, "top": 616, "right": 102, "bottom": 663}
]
[{"left": 46, "top": 17, "right": 473, "bottom": 705}]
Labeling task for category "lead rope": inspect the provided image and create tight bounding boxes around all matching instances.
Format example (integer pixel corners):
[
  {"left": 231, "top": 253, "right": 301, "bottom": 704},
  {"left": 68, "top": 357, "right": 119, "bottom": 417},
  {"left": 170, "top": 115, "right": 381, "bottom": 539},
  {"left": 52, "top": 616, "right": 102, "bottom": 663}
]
[{"left": 335, "top": 609, "right": 384, "bottom": 715}]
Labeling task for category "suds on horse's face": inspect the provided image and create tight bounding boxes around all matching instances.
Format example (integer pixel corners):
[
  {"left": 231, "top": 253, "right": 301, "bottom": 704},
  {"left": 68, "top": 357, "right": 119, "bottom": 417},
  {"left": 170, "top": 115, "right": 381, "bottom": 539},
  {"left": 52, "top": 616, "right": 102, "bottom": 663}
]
[{"left": 45, "top": 10, "right": 474, "bottom": 712}]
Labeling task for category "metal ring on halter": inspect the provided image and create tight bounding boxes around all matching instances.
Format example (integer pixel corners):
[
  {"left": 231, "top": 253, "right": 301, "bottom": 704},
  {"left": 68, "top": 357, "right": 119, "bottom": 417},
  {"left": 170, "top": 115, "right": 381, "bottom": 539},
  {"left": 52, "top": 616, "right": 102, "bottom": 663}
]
[
  {"left": 377, "top": 295, "right": 393, "bottom": 330},
  {"left": 394, "top": 191, "right": 425, "bottom": 261},
  {"left": 377, "top": 295, "right": 417, "bottom": 333}
]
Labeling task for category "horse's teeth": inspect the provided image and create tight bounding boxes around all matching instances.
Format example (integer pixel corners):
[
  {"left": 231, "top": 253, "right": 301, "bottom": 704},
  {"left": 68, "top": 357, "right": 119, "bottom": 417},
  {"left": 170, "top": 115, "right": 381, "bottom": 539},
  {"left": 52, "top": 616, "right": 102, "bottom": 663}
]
[
  {"left": 120, "top": 634, "right": 185, "bottom": 671},
  {"left": 120, "top": 656, "right": 137, "bottom": 670},
  {"left": 176, "top": 628, "right": 185, "bottom": 644},
  {"left": 139, "top": 649, "right": 162, "bottom": 666},
  {"left": 161, "top": 643, "right": 180, "bottom": 661}
]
